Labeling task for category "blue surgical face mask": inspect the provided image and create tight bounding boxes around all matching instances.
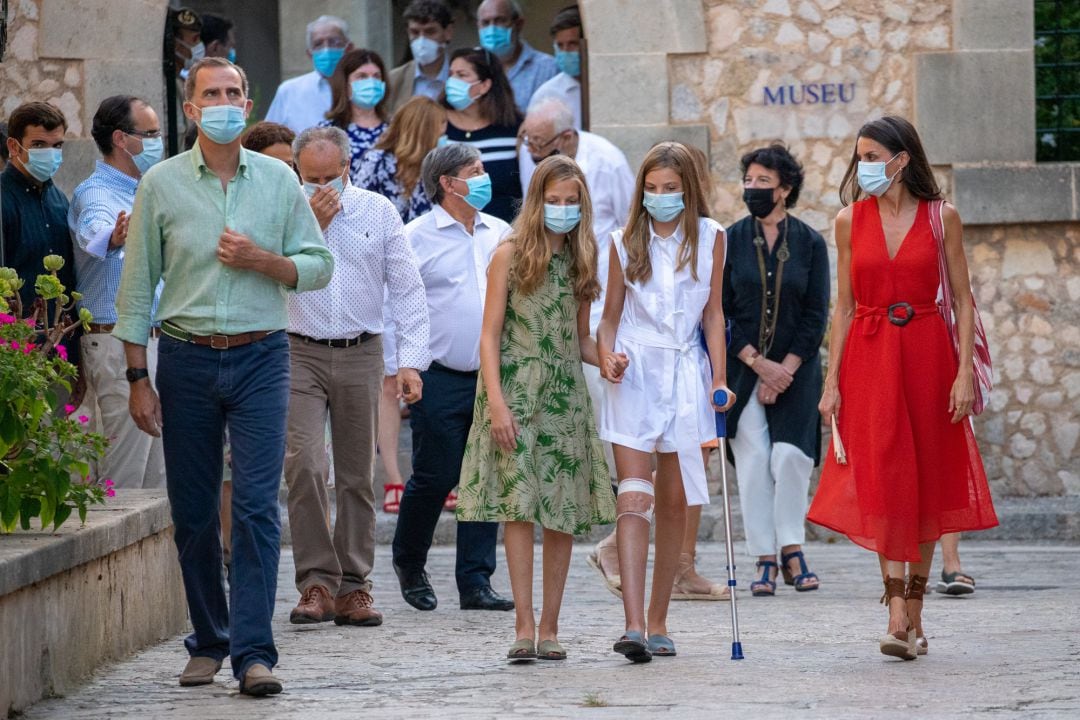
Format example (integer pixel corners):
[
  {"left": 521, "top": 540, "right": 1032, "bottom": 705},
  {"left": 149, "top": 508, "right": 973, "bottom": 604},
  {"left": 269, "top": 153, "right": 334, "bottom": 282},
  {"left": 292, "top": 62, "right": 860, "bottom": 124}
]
[
  {"left": 554, "top": 48, "right": 581, "bottom": 78},
  {"left": 303, "top": 173, "right": 347, "bottom": 199},
  {"left": 642, "top": 191, "right": 685, "bottom": 223},
  {"left": 857, "top": 153, "right": 901, "bottom": 197},
  {"left": 453, "top": 173, "right": 492, "bottom": 211},
  {"left": 351, "top": 78, "right": 386, "bottom": 109},
  {"left": 195, "top": 104, "right": 247, "bottom": 145},
  {"left": 312, "top": 47, "right": 345, "bottom": 77},
  {"left": 17, "top": 143, "right": 63, "bottom": 183},
  {"left": 436, "top": 134, "right": 450, "bottom": 147},
  {"left": 445, "top": 76, "right": 477, "bottom": 111},
  {"left": 479, "top": 25, "right": 514, "bottom": 56},
  {"left": 410, "top": 36, "right": 443, "bottom": 67},
  {"left": 227, "top": 48, "right": 237, "bottom": 64},
  {"left": 127, "top": 135, "right": 164, "bottom": 175},
  {"left": 544, "top": 203, "right": 581, "bottom": 234}
]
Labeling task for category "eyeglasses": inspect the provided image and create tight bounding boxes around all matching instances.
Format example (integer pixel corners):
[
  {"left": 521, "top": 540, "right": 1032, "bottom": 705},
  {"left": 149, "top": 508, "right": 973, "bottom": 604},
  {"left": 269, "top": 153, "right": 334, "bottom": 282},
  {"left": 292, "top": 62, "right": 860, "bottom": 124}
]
[
  {"left": 522, "top": 132, "right": 564, "bottom": 152},
  {"left": 311, "top": 37, "right": 348, "bottom": 51},
  {"left": 127, "top": 129, "right": 162, "bottom": 139}
]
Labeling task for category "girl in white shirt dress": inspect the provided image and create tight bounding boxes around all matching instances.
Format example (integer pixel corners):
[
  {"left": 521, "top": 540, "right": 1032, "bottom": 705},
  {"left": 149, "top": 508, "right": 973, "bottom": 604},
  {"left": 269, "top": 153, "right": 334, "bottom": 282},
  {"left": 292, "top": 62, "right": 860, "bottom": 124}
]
[{"left": 597, "top": 141, "right": 736, "bottom": 663}]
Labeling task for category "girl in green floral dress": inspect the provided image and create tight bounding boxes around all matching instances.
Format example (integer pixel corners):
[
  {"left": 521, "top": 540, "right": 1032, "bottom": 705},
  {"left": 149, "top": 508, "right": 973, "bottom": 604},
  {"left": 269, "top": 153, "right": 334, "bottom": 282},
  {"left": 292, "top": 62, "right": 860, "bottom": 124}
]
[{"left": 457, "top": 155, "right": 616, "bottom": 662}]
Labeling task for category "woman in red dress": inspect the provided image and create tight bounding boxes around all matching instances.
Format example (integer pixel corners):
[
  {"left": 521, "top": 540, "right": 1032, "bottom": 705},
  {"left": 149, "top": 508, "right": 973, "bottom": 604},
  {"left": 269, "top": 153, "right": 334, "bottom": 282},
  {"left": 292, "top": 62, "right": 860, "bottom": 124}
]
[{"left": 808, "top": 116, "right": 997, "bottom": 660}]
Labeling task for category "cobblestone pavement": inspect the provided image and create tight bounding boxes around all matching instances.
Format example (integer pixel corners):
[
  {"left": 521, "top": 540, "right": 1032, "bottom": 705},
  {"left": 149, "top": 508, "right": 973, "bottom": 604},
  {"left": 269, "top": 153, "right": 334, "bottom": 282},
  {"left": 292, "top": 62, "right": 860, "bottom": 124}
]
[{"left": 23, "top": 541, "right": 1080, "bottom": 719}]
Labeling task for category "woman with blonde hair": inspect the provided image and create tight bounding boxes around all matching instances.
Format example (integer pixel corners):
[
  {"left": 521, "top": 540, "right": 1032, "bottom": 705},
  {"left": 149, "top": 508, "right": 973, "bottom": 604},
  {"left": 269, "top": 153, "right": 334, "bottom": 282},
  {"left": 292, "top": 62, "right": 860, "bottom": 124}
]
[
  {"left": 598, "top": 141, "right": 735, "bottom": 662},
  {"left": 357, "top": 96, "right": 447, "bottom": 224},
  {"left": 457, "top": 155, "right": 615, "bottom": 662},
  {"left": 358, "top": 96, "right": 449, "bottom": 514}
]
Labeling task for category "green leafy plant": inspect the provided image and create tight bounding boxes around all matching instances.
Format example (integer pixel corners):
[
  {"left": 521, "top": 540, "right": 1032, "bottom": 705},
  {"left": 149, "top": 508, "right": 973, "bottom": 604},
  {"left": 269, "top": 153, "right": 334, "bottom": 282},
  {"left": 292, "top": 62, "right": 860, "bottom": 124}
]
[{"left": 0, "top": 258, "right": 109, "bottom": 533}]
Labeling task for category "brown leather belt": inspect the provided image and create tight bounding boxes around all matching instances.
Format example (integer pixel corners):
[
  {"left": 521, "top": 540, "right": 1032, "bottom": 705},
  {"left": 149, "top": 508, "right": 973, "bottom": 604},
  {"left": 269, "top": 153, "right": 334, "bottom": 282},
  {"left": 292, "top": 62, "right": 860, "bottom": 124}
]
[
  {"left": 288, "top": 332, "right": 376, "bottom": 348},
  {"left": 161, "top": 321, "right": 277, "bottom": 350},
  {"left": 87, "top": 323, "right": 115, "bottom": 334}
]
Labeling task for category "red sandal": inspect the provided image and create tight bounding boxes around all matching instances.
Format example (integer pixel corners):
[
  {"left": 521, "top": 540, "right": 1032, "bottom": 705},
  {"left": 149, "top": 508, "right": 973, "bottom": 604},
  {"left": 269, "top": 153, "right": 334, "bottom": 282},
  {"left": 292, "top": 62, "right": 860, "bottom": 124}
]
[{"left": 383, "top": 484, "right": 404, "bottom": 514}]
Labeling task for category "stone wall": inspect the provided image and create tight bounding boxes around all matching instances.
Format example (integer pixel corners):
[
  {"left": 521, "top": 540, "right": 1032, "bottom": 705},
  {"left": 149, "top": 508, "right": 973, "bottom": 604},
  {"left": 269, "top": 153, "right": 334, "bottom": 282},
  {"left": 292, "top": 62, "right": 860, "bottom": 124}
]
[
  {"left": 968, "top": 223, "right": 1080, "bottom": 497},
  {"left": 0, "top": 0, "right": 170, "bottom": 195}
]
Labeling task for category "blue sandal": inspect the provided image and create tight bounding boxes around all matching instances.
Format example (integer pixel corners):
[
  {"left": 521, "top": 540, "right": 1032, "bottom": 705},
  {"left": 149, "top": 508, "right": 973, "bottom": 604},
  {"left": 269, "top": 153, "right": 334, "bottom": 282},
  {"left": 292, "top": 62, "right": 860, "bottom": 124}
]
[
  {"left": 751, "top": 560, "right": 778, "bottom": 596},
  {"left": 613, "top": 630, "right": 652, "bottom": 663},
  {"left": 647, "top": 634, "right": 676, "bottom": 657},
  {"left": 781, "top": 550, "right": 820, "bottom": 592}
]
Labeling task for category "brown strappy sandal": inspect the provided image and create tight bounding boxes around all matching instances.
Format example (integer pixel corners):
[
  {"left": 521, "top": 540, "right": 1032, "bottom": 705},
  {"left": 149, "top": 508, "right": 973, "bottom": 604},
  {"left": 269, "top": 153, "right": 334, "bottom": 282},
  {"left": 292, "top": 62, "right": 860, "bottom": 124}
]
[
  {"left": 879, "top": 577, "right": 917, "bottom": 660},
  {"left": 907, "top": 575, "right": 929, "bottom": 656}
]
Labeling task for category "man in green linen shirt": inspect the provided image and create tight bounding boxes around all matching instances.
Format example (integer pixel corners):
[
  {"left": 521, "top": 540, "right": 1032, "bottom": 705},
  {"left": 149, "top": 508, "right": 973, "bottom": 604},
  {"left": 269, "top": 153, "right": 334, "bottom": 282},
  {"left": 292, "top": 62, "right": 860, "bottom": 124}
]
[{"left": 114, "top": 57, "right": 333, "bottom": 698}]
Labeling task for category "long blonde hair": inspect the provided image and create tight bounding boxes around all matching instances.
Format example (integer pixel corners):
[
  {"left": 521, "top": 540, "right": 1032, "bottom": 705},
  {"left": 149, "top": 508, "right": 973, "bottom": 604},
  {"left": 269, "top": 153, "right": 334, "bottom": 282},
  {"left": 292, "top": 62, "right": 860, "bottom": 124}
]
[
  {"left": 623, "top": 141, "right": 710, "bottom": 284},
  {"left": 374, "top": 96, "right": 447, "bottom": 198},
  {"left": 507, "top": 155, "right": 600, "bottom": 303}
]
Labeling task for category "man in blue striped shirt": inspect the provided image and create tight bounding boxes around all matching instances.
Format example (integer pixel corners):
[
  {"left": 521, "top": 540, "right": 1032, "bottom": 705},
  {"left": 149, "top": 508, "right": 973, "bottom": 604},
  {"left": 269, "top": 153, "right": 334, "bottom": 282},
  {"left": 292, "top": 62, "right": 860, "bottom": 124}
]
[{"left": 69, "top": 95, "right": 166, "bottom": 489}]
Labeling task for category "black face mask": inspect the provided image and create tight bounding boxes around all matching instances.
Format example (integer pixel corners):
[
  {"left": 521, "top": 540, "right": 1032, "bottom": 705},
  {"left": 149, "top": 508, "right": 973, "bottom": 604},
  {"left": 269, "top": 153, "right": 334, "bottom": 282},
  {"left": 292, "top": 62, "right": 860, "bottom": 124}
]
[
  {"left": 530, "top": 148, "right": 560, "bottom": 166},
  {"left": 743, "top": 187, "right": 778, "bottom": 218}
]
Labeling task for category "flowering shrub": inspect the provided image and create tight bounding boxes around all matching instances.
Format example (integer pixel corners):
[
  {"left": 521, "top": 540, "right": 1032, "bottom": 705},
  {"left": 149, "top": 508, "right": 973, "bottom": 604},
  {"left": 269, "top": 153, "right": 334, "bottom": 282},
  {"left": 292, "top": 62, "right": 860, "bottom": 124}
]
[{"left": 0, "top": 259, "right": 109, "bottom": 533}]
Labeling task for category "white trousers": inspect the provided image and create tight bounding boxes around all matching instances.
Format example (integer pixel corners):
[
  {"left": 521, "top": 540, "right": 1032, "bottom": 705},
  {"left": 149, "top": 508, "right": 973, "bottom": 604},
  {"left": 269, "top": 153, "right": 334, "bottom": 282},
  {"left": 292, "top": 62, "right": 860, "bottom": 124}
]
[
  {"left": 729, "top": 380, "right": 814, "bottom": 557},
  {"left": 80, "top": 333, "right": 166, "bottom": 489}
]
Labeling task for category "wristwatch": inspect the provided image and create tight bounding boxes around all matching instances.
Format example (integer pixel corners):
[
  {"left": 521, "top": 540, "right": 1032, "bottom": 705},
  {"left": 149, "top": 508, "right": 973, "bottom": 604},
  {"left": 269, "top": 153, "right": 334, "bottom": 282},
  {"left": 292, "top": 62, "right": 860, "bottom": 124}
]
[{"left": 125, "top": 367, "right": 150, "bottom": 383}]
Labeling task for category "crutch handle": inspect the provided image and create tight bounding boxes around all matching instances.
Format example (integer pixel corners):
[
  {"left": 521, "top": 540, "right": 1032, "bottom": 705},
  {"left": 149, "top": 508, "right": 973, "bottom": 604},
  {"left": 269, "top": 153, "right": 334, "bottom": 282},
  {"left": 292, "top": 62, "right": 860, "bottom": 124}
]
[{"left": 712, "top": 389, "right": 728, "bottom": 438}]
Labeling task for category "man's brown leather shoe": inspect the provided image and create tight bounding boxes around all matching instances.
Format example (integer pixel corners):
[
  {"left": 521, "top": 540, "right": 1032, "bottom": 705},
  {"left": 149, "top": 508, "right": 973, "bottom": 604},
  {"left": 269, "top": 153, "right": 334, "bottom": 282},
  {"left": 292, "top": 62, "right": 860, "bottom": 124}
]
[
  {"left": 334, "top": 589, "right": 384, "bottom": 626},
  {"left": 240, "top": 663, "right": 282, "bottom": 696},
  {"left": 179, "top": 656, "right": 222, "bottom": 686},
  {"left": 289, "top": 584, "right": 336, "bottom": 624}
]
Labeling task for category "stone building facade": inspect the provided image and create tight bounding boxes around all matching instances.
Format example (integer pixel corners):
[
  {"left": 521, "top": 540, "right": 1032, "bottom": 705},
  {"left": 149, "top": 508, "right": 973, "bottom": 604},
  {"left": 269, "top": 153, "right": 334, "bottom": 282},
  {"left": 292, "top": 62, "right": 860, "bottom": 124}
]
[{"left": 1, "top": 0, "right": 1076, "bottom": 497}]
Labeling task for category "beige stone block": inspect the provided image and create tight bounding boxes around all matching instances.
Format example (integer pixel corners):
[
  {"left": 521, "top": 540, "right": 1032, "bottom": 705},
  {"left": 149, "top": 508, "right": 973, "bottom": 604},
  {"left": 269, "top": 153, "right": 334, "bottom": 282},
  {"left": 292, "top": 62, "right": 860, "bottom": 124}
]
[
  {"left": 52, "top": 139, "right": 98, "bottom": 197},
  {"left": 588, "top": 53, "right": 669, "bottom": 127},
  {"left": 39, "top": 0, "right": 169, "bottom": 60},
  {"left": 1002, "top": 240, "right": 1057, "bottom": 279},
  {"left": 590, "top": 124, "right": 709, "bottom": 174},
  {"left": 953, "top": 0, "right": 1033, "bottom": 51},
  {"left": 10, "top": 23, "right": 36, "bottom": 62},
  {"left": 915, "top": 50, "right": 1035, "bottom": 164},
  {"left": 581, "top": 0, "right": 706, "bottom": 55},
  {"left": 80, "top": 59, "right": 167, "bottom": 136}
]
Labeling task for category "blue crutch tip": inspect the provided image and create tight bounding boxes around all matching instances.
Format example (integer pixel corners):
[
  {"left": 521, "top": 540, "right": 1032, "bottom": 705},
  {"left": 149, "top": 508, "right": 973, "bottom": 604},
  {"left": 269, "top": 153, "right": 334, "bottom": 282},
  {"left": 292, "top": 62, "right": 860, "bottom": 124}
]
[
  {"left": 712, "top": 389, "right": 728, "bottom": 406},
  {"left": 727, "top": 579, "right": 736, "bottom": 586},
  {"left": 731, "top": 642, "right": 745, "bottom": 660}
]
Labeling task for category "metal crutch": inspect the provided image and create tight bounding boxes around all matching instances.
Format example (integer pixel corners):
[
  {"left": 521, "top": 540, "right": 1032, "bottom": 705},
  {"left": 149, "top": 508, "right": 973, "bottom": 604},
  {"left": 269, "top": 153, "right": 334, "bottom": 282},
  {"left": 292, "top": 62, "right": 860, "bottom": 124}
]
[{"left": 713, "top": 389, "right": 744, "bottom": 660}]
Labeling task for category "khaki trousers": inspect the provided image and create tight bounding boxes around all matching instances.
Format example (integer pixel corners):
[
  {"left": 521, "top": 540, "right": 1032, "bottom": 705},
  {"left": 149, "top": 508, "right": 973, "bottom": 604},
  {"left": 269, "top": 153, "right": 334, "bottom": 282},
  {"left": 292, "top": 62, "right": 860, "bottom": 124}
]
[
  {"left": 284, "top": 335, "right": 382, "bottom": 596},
  {"left": 80, "top": 333, "right": 166, "bottom": 489}
]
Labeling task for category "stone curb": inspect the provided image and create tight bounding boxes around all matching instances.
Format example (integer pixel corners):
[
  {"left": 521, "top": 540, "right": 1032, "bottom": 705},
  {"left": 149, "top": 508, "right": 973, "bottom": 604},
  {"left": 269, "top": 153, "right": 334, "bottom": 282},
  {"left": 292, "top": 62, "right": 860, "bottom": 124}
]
[{"left": 0, "top": 490, "right": 172, "bottom": 597}]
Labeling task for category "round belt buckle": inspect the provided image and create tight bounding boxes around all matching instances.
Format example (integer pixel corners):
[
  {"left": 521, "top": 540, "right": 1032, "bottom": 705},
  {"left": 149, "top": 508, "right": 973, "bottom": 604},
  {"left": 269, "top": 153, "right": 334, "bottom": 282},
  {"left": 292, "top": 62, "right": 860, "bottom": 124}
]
[{"left": 887, "top": 302, "right": 915, "bottom": 326}]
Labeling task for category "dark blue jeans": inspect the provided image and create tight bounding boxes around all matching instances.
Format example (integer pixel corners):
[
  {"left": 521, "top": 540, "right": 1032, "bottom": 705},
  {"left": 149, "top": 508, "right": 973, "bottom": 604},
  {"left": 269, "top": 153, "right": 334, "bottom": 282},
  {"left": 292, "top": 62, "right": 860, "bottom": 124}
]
[
  {"left": 392, "top": 363, "right": 497, "bottom": 594},
  {"left": 156, "top": 332, "right": 289, "bottom": 679}
]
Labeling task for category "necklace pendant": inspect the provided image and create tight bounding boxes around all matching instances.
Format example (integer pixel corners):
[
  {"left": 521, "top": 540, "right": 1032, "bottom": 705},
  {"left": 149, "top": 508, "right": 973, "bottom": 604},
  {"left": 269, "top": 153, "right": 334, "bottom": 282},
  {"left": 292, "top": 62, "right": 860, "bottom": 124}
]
[
  {"left": 777, "top": 246, "right": 790, "bottom": 262},
  {"left": 753, "top": 236, "right": 765, "bottom": 247}
]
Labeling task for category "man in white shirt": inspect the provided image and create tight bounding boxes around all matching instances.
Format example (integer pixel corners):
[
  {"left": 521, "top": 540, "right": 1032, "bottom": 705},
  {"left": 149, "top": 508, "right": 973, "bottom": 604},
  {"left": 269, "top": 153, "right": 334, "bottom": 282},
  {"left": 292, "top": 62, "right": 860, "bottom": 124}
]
[
  {"left": 477, "top": 0, "right": 557, "bottom": 114},
  {"left": 285, "top": 127, "right": 430, "bottom": 628},
  {"left": 387, "top": 0, "right": 454, "bottom": 114},
  {"left": 531, "top": 5, "right": 584, "bottom": 129},
  {"left": 265, "top": 16, "right": 353, "bottom": 133},
  {"left": 391, "top": 142, "right": 514, "bottom": 613}
]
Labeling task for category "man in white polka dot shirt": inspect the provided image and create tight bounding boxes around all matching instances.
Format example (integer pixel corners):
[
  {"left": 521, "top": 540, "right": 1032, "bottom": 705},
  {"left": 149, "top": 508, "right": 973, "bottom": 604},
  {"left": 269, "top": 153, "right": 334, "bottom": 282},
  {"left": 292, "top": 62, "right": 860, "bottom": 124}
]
[{"left": 284, "top": 126, "right": 431, "bottom": 627}]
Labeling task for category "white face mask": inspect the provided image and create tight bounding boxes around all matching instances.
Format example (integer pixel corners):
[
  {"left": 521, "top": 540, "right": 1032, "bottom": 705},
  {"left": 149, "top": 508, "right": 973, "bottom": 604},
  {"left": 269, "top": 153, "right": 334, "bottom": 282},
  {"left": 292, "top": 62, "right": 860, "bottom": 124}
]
[{"left": 177, "top": 39, "right": 206, "bottom": 68}]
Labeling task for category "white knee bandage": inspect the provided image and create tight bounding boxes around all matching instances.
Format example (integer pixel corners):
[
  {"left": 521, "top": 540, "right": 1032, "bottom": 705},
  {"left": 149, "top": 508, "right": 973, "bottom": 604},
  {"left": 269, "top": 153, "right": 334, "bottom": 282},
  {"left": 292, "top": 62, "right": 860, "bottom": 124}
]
[{"left": 616, "top": 478, "right": 655, "bottom": 524}]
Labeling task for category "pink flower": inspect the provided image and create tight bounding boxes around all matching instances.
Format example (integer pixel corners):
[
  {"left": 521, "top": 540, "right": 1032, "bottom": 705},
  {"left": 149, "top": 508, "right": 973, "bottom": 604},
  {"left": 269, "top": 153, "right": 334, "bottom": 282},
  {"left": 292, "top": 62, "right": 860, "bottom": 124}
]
[
  {"left": 104, "top": 479, "right": 115, "bottom": 489},
  {"left": 55, "top": 344, "right": 68, "bottom": 361},
  {"left": 0, "top": 313, "right": 14, "bottom": 324},
  {"left": 10, "top": 342, "right": 19, "bottom": 351},
  {"left": 24, "top": 319, "right": 35, "bottom": 327},
  {"left": 78, "top": 415, "right": 89, "bottom": 424},
  {"left": 64, "top": 404, "right": 76, "bottom": 415},
  {"left": 21, "top": 343, "right": 34, "bottom": 354},
  {"left": 106, "top": 489, "right": 116, "bottom": 498}
]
